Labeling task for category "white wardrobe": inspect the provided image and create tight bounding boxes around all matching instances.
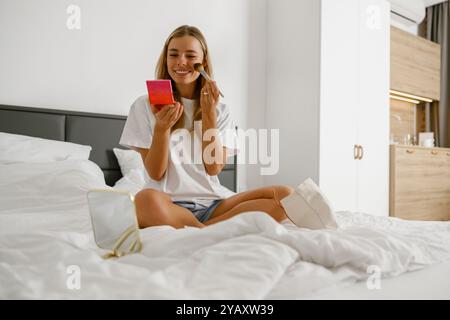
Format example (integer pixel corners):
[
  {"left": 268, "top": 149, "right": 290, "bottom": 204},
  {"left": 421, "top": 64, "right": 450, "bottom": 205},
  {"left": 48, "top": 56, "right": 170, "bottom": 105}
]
[{"left": 265, "top": 0, "right": 390, "bottom": 216}]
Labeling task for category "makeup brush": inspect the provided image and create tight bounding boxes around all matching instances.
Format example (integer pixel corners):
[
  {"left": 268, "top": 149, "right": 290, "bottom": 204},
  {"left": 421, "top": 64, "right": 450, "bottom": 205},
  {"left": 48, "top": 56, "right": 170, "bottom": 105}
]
[{"left": 194, "top": 63, "right": 224, "bottom": 98}]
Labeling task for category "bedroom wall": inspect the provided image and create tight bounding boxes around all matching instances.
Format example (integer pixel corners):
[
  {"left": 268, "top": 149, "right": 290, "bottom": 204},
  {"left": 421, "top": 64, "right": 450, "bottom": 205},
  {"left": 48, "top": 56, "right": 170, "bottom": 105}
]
[
  {"left": 263, "top": 0, "right": 321, "bottom": 187},
  {"left": 0, "top": 0, "right": 269, "bottom": 192}
]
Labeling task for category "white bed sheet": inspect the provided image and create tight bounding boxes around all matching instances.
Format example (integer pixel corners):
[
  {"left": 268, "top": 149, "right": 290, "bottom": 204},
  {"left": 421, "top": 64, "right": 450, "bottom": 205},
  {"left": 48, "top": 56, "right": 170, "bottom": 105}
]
[
  {"left": 302, "top": 259, "right": 450, "bottom": 300},
  {"left": 1, "top": 193, "right": 450, "bottom": 299}
]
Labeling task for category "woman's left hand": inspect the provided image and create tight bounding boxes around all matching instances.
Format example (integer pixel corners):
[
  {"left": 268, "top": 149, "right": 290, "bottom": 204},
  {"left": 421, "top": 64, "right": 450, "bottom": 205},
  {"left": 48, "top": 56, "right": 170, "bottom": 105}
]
[{"left": 200, "top": 81, "right": 220, "bottom": 115}]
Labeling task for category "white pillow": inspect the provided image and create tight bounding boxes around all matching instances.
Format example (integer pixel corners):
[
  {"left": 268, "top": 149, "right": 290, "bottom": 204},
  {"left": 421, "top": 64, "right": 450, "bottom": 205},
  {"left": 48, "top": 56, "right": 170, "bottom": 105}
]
[
  {"left": 0, "top": 132, "right": 92, "bottom": 164},
  {"left": 0, "top": 160, "right": 107, "bottom": 212},
  {"left": 113, "top": 169, "right": 146, "bottom": 196},
  {"left": 113, "top": 148, "right": 145, "bottom": 177},
  {"left": 113, "top": 148, "right": 158, "bottom": 193}
]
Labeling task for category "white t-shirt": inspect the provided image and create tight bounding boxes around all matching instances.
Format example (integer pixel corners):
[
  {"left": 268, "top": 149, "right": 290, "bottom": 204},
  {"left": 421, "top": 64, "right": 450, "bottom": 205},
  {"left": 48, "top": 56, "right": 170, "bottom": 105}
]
[{"left": 119, "top": 95, "right": 238, "bottom": 206}]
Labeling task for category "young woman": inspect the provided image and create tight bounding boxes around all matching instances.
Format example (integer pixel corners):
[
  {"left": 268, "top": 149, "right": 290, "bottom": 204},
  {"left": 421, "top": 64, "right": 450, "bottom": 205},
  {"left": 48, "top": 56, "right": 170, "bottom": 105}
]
[{"left": 120, "top": 25, "right": 293, "bottom": 229}]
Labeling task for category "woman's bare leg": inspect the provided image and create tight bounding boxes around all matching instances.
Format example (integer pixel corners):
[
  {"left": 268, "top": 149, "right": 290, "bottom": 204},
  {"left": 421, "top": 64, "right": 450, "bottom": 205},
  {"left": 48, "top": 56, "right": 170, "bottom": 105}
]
[
  {"left": 134, "top": 188, "right": 204, "bottom": 229},
  {"left": 133, "top": 185, "right": 294, "bottom": 229},
  {"left": 204, "top": 198, "right": 287, "bottom": 225},
  {"left": 205, "top": 185, "right": 294, "bottom": 225}
]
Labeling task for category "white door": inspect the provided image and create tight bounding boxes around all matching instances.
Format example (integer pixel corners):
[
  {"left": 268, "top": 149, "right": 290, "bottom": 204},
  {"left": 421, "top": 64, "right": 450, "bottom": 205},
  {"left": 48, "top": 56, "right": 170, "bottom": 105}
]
[{"left": 356, "top": 0, "right": 390, "bottom": 216}]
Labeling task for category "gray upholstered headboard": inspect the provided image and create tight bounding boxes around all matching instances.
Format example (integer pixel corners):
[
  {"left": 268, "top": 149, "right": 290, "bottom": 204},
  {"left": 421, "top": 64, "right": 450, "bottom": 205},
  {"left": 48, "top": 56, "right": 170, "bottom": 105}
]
[{"left": 0, "top": 104, "right": 237, "bottom": 191}]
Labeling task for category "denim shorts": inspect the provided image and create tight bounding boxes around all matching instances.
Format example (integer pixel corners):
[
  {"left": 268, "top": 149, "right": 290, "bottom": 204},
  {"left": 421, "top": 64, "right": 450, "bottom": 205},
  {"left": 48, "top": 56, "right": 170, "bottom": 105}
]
[{"left": 173, "top": 199, "right": 223, "bottom": 223}]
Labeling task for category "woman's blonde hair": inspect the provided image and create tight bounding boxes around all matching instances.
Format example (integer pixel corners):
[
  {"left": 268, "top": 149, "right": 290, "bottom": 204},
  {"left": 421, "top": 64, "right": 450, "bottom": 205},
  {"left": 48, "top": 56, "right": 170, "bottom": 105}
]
[{"left": 155, "top": 25, "right": 213, "bottom": 132}]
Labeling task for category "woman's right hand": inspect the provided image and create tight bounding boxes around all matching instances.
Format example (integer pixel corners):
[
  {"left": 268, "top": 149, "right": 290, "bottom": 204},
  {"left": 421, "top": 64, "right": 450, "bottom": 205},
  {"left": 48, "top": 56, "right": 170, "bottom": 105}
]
[{"left": 150, "top": 102, "right": 184, "bottom": 131}]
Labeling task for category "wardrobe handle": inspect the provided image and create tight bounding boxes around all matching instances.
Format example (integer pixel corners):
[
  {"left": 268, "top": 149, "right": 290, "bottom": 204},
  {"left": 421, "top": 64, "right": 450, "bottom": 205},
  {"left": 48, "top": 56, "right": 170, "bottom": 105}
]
[
  {"left": 354, "top": 145, "right": 359, "bottom": 160},
  {"left": 406, "top": 149, "right": 415, "bottom": 154},
  {"left": 359, "top": 145, "right": 364, "bottom": 160}
]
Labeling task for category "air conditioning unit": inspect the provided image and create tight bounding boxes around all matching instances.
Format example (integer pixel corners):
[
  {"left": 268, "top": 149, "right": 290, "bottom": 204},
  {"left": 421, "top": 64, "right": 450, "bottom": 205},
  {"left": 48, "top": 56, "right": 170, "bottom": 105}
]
[{"left": 388, "top": 0, "right": 426, "bottom": 25}]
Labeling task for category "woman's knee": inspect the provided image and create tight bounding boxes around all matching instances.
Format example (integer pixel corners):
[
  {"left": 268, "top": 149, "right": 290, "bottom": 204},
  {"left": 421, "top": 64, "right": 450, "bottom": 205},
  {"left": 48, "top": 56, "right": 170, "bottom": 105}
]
[
  {"left": 135, "top": 188, "right": 169, "bottom": 203},
  {"left": 134, "top": 189, "right": 171, "bottom": 228}
]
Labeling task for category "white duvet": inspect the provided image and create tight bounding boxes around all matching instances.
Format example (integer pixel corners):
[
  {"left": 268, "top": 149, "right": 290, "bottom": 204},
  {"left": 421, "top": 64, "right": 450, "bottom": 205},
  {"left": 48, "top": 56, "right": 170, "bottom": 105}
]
[{"left": 1, "top": 161, "right": 450, "bottom": 299}]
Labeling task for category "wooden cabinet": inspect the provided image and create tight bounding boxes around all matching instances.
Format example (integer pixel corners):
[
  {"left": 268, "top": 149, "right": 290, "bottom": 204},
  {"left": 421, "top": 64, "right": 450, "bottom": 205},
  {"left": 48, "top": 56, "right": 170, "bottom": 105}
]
[
  {"left": 391, "top": 26, "right": 441, "bottom": 100},
  {"left": 390, "top": 145, "right": 450, "bottom": 220},
  {"left": 389, "top": 27, "right": 446, "bottom": 220}
]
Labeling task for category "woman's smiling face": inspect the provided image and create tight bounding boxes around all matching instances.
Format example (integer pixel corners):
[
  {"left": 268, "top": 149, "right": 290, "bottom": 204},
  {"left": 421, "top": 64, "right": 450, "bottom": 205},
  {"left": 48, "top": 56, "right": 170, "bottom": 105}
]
[{"left": 167, "top": 36, "right": 204, "bottom": 86}]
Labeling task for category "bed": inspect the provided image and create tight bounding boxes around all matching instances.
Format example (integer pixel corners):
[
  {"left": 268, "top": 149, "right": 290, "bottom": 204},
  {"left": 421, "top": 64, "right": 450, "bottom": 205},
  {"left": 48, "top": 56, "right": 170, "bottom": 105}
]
[{"left": 1, "top": 104, "right": 450, "bottom": 299}]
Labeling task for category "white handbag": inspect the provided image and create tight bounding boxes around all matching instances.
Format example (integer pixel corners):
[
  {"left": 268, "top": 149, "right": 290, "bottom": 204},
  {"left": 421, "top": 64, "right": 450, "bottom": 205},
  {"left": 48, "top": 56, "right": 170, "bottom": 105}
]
[{"left": 280, "top": 178, "right": 338, "bottom": 230}]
